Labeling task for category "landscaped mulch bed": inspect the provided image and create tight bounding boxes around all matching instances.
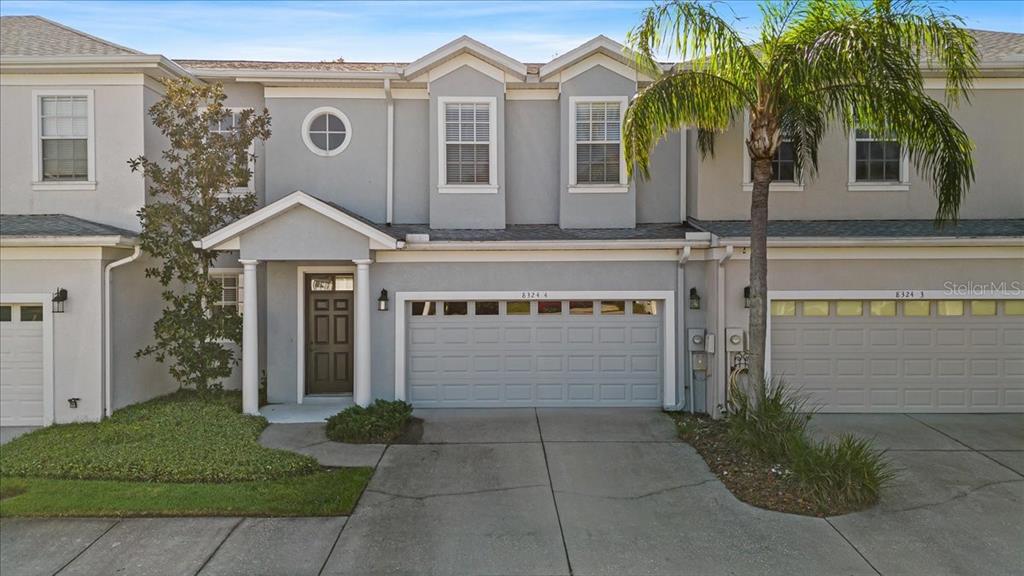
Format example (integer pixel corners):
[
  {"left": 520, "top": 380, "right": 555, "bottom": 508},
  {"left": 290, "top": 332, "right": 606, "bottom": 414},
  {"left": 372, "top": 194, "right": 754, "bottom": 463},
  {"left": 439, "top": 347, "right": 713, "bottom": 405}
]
[{"left": 670, "top": 413, "right": 855, "bottom": 517}]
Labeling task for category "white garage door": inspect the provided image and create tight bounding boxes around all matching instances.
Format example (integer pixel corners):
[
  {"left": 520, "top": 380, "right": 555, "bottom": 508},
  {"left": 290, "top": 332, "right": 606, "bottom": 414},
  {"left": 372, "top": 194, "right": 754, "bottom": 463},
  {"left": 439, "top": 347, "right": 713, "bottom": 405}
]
[
  {"left": 407, "top": 299, "right": 663, "bottom": 407},
  {"left": 772, "top": 299, "right": 1024, "bottom": 412},
  {"left": 1, "top": 304, "right": 46, "bottom": 426}
]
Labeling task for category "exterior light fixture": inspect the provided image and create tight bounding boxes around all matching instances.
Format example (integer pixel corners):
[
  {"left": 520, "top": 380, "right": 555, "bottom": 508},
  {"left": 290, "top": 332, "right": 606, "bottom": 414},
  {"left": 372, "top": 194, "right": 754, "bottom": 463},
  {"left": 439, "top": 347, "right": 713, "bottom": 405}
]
[
  {"left": 689, "top": 287, "right": 701, "bottom": 310},
  {"left": 743, "top": 286, "right": 752, "bottom": 309},
  {"left": 68, "top": 397, "right": 80, "bottom": 408},
  {"left": 377, "top": 289, "right": 389, "bottom": 312},
  {"left": 52, "top": 287, "right": 68, "bottom": 313}
]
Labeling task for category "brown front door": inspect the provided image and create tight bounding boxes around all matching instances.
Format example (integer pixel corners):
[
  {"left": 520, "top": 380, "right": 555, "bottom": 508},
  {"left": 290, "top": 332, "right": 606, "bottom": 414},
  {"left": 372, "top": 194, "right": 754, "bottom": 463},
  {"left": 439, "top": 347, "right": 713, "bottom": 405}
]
[{"left": 306, "top": 275, "right": 354, "bottom": 394}]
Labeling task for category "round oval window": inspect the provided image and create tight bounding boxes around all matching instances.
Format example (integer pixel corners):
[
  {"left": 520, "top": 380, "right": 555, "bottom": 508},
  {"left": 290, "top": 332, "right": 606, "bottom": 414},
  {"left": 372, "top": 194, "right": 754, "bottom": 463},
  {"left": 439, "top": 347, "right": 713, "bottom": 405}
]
[{"left": 302, "top": 107, "right": 351, "bottom": 156}]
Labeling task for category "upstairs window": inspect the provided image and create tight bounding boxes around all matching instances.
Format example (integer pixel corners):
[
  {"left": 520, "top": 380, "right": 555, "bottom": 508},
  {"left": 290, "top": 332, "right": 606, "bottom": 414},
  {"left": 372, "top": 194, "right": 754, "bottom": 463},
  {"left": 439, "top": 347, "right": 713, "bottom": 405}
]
[
  {"left": 208, "top": 108, "right": 255, "bottom": 193},
  {"left": 35, "top": 92, "right": 94, "bottom": 186},
  {"left": 440, "top": 99, "right": 495, "bottom": 190},
  {"left": 301, "top": 107, "right": 352, "bottom": 157},
  {"left": 572, "top": 99, "right": 626, "bottom": 189},
  {"left": 771, "top": 139, "right": 796, "bottom": 182},
  {"left": 742, "top": 112, "right": 801, "bottom": 191},
  {"left": 849, "top": 127, "right": 908, "bottom": 190},
  {"left": 854, "top": 129, "right": 901, "bottom": 181}
]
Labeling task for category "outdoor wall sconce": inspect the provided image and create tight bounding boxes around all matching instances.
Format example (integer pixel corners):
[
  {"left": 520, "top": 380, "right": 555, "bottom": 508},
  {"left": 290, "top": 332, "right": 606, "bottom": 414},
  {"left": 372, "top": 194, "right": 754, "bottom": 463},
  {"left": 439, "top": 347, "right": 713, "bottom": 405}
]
[
  {"left": 52, "top": 287, "right": 68, "bottom": 313},
  {"left": 743, "top": 286, "right": 752, "bottom": 308},
  {"left": 68, "top": 397, "right": 80, "bottom": 409},
  {"left": 377, "top": 289, "right": 389, "bottom": 312},
  {"left": 689, "top": 287, "right": 701, "bottom": 310}
]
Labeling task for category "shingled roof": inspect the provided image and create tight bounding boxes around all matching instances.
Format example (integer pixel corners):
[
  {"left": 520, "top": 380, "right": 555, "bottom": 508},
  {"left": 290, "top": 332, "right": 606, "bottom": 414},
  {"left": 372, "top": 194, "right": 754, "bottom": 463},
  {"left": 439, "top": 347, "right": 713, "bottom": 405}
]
[
  {"left": 690, "top": 219, "right": 1024, "bottom": 239},
  {"left": 970, "top": 29, "right": 1024, "bottom": 63},
  {"left": 0, "top": 214, "right": 137, "bottom": 238},
  {"left": 0, "top": 15, "right": 142, "bottom": 57}
]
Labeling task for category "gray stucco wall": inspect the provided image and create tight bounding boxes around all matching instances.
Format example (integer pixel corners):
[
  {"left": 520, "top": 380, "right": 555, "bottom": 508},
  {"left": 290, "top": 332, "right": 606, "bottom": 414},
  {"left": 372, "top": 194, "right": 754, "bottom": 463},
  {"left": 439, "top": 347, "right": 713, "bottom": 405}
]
[
  {"left": 429, "top": 66, "right": 506, "bottom": 228},
  {"left": 506, "top": 100, "right": 560, "bottom": 224},
  {"left": 1, "top": 82, "right": 146, "bottom": 231},
  {"left": 239, "top": 206, "right": 370, "bottom": 261},
  {"left": 559, "top": 66, "right": 638, "bottom": 228},
  {"left": 636, "top": 131, "right": 683, "bottom": 223},
  {"left": 693, "top": 88, "right": 1024, "bottom": 220},
  {"left": 110, "top": 254, "right": 180, "bottom": 410},
  {"left": 393, "top": 99, "right": 430, "bottom": 224},
  {"left": 264, "top": 97, "right": 388, "bottom": 220}
]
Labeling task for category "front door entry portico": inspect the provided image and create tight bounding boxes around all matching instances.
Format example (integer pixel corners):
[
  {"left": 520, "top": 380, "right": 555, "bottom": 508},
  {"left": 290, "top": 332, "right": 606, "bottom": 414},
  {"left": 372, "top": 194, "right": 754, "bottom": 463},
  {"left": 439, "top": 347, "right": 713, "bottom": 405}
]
[{"left": 306, "top": 274, "right": 354, "bottom": 395}]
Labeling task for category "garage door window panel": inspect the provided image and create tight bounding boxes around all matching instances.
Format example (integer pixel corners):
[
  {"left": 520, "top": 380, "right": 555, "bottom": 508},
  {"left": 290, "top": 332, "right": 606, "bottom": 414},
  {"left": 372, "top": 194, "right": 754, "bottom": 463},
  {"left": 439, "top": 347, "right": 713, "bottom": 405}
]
[
  {"left": 803, "top": 301, "right": 829, "bottom": 317},
  {"left": 970, "top": 300, "right": 996, "bottom": 316},
  {"left": 20, "top": 306, "right": 43, "bottom": 322},
  {"left": 600, "top": 301, "right": 626, "bottom": 315},
  {"left": 507, "top": 301, "right": 531, "bottom": 315},
  {"left": 444, "top": 301, "right": 468, "bottom": 316},
  {"left": 538, "top": 301, "right": 562, "bottom": 315},
  {"left": 904, "top": 301, "right": 931, "bottom": 317},
  {"left": 870, "top": 300, "right": 896, "bottom": 317},
  {"left": 1005, "top": 301, "right": 1024, "bottom": 315},
  {"left": 412, "top": 301, "right": 436, "bottom": 316},
  {"left": 633, "top": 300, "right": 658, "bottom": 315},
  {"left": 772, "top": 301, "right": 796, "bottom": 316},
  {"left": 937, "top": 301, "right": 964, "bottom": 316},
  {"left": 0, "top": 306, "right": 10, "bottom": 322},
  {"left": 837, "top": 301, "right": 864, "bottom": 317},
  {"left": 569, "top": 301, "right": 594, "bottom": 315},
  {"left": 474, "top": 301, "right": 499, "bottom": 315}
]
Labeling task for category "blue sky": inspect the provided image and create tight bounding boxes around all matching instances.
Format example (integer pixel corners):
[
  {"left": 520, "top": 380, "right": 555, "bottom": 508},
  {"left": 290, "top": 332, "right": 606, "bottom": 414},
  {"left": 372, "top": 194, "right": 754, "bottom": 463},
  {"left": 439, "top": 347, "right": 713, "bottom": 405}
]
[{"left": 3, "top": 1, "right": 1022, "bottom": 62}]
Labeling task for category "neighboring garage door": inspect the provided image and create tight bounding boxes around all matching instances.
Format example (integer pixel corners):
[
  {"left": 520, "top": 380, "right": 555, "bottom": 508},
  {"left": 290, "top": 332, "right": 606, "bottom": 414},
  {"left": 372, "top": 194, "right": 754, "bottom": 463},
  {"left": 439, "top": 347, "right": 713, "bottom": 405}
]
[
  {"left": 772, "top": 299, "right": 1024, "bottom": 412},
  {"left": 0, "top": 304, "right": 46, "bottom": 426},
  {"left": 407, "top": 298, "right": 663, "bottom": 407}
]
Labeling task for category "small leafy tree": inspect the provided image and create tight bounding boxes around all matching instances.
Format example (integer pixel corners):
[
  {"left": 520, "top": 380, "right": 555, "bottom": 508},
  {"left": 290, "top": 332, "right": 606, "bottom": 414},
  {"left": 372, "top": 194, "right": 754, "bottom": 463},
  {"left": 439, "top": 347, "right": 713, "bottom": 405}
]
[
  {"left": 129, "top": 78, "right": 271, "bottom": 392},
  {"left": 624, "top": 0, "right": 977, "bottom": 380}
]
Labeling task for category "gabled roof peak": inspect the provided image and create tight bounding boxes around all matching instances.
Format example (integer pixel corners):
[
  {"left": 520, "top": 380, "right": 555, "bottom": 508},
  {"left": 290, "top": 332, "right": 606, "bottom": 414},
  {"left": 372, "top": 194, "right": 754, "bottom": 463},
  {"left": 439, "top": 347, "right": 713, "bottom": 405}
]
[{"left": 403, "top": 35, "right": 528, "bottom": 80}]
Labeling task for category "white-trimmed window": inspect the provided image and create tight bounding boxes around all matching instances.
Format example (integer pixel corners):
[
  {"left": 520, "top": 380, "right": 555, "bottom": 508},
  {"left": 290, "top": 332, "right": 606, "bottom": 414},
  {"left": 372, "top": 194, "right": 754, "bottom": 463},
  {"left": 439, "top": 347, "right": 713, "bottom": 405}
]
[
  {"left": 210, "top": 270, "right": 244, "bottom": 313},
  {"left": 438, "top": 97, "right": 497, "bottom": 193},
  {"left": 848, "top": 128, "right": 909, "bottom": 191},
  {"left": 570, "top": 97, "right": 628, "bottom": 193},
  {"left": 208, "top": 108, "right": 255, "bottom": 194},
  {"left": 301, "top": 107, "right": 352, "bottom": 157},
  {"left": 742, "top": 113, "right": 802, "bottom": 192},
  {"left": 32, "top": 90, "right": 96, "bottom": 190}
]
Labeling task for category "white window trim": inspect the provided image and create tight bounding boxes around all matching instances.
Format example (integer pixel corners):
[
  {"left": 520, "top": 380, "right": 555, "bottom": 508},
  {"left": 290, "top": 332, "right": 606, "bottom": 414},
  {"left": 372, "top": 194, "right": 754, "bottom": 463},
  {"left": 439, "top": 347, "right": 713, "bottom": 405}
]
[
  {"left": 437, "top": 96, "right": 498, "bottom": 194},
  {"left": 0, "top": 294, "right": 54, "bottom": 426},
  {"left": 568, "top": 96, "right": 629, "bottom": 194},
  {"left": 394, "top": 290, "right": 677, "bottom": 409},
  {"left": 31, "top": 89, "right": 96, "bottom": 191},
  {"left": 207, "top": 107, "right": 257, "bottom": 196},
  {"left": 301, "top": 106, "right": 353, "bottom": 157},
  {"left": 741, "top": 113, "right": 804, "bottom": 192},
  {"left": 847, "top": 128, "right": 910, "bottom": 192}
]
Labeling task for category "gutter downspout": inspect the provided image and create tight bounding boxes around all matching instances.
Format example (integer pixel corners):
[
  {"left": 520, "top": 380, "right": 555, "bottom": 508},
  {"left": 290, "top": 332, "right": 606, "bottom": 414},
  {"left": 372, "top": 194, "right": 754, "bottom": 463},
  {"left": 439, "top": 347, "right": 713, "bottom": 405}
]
[
  {"left": 104, "top": 246, "right": 141, "bottom": 418},
  {"left": 715, "top": 244, "right": 734, "bottom": 419},
  {"left": 385, "top": 78, "right": 394, "bottom": 225},
  {"left": 678, "top": 246, "right": 693, "bottom": 413}
]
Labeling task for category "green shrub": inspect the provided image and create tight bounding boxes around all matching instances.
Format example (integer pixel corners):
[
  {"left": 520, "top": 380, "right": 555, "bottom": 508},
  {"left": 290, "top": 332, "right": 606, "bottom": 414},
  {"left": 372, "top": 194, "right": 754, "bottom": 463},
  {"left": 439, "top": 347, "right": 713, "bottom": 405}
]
[
  {"left": 0, "top": 390, "right": 319, "bottom": 483},
  {"left": 325, "top": 400, "right": 414, "bottom": 443},
  {"left": 727, "top": 377, "right": 812, "bottom": 462},
  {"left": 726, "top": 377, "right": 895, "bottom": 512},
  {"left": 789, "top": 434, "right": 897, "bottom": 511}
]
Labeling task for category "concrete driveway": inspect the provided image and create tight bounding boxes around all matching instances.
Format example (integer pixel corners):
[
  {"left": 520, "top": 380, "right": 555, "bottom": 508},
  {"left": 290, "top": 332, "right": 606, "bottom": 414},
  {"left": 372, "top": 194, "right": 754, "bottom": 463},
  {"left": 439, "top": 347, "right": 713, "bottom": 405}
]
[{"left": 2, "top": 411, "right": 1021, "bottom": 576}]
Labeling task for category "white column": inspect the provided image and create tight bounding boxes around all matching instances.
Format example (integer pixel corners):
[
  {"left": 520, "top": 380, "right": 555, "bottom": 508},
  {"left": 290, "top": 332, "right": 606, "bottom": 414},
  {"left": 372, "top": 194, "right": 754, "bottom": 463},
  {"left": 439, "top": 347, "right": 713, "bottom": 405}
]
[
  {"left": 353, "top": 259, "right": 372, "bottom": 407},
  {"left": 241, "top": 259, "right": 260, "bottom": 415}
]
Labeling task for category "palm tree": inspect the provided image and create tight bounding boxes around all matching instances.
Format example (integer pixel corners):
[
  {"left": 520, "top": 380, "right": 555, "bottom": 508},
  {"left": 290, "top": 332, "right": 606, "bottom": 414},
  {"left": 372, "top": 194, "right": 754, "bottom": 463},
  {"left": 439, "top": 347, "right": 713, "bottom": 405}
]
[{"left": 624, "top": 0, "right": 977, "bottom": 384}]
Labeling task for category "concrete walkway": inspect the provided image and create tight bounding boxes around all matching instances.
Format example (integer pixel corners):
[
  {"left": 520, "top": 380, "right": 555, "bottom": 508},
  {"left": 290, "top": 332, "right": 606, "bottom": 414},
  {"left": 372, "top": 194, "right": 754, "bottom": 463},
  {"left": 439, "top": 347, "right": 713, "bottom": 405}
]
[{"left": 2, "top": 411, "right": 1021, "bottom": 576}]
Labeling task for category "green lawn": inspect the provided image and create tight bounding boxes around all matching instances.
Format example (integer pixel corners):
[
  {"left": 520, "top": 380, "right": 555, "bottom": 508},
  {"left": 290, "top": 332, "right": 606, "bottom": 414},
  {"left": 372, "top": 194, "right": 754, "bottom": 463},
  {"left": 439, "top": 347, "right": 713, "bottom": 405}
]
[
  {"left": 0, "top": 469, "right": 372, "bottom": 517},
  {"left": 0, "top": 391, "right": 318, "bottom": 482},
  {"left": 0, "top": 390, "right": 373, "bottom": 517}
]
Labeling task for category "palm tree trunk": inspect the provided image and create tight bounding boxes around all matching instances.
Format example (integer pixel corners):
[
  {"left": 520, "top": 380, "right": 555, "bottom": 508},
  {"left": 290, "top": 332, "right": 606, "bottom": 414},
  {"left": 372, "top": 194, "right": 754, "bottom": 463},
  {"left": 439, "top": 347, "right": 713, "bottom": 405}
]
[{"left": 748, "top": 157, "right": 772, "bottom": 384}]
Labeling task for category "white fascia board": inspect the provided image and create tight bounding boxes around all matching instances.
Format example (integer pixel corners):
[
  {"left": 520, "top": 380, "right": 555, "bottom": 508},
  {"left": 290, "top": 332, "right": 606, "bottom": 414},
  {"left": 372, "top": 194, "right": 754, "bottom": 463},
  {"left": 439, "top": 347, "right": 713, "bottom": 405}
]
[
  {"left": 403, "top": 35, "right": 527, "bottom": 80},
  {"left": 191, "top": 68, "right": 401, "bottom": 82},
  {"left": 0, "top": 235, "right": 138, "bottom": 248},
  {"left": 0, "top": 55, "right": 193, "bottom": 80},
  {"left": 717, "top": 236, "right": 1024, "bottom": 248},
  {"left": 539, "top": 35, "right": 636, "bottom": 79},
  {"left": 401, "top": 239, "right": 706, "bottom": 251},
  {"left": 196, "top": 190, "right": 399, "bottom": 250}
]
